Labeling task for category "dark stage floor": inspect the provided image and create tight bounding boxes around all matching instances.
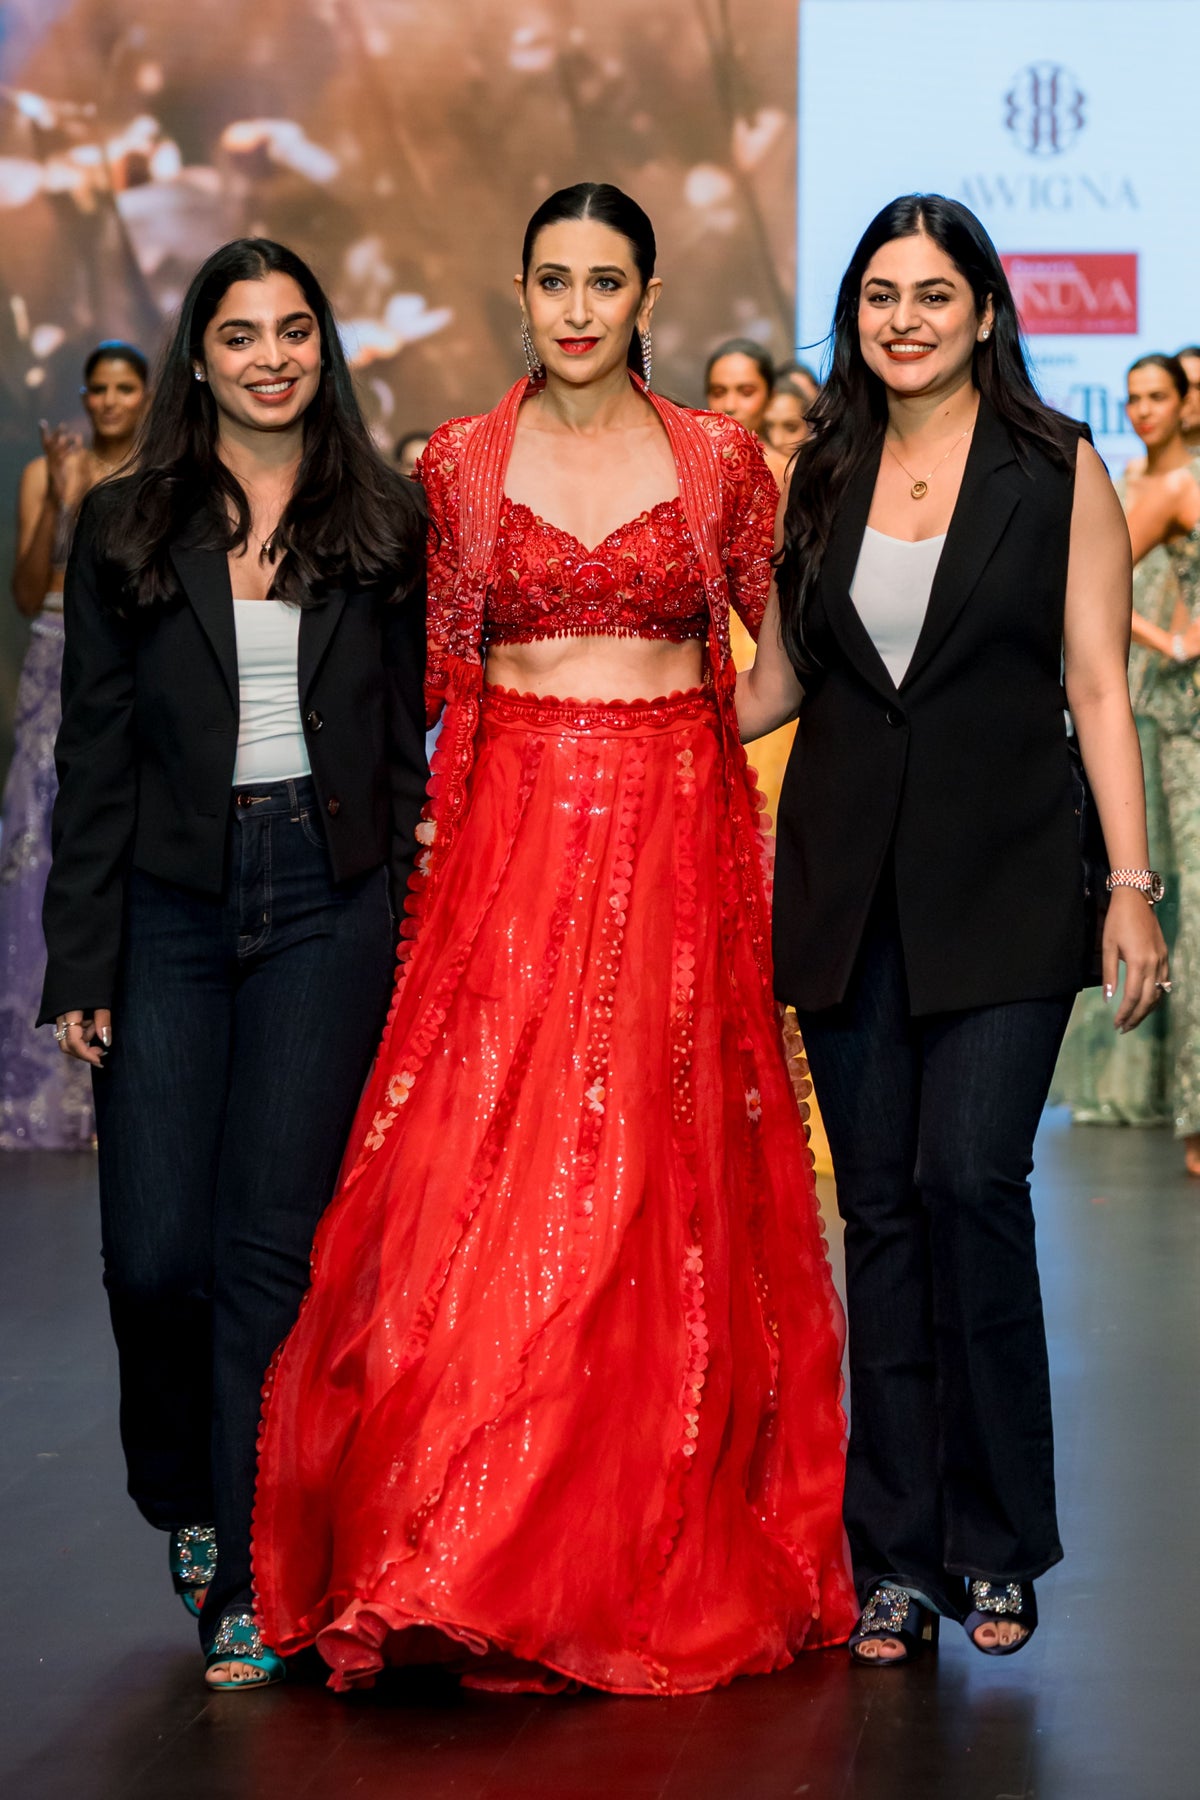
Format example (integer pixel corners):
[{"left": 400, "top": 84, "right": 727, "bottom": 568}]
[{"left": 1, "top": 1112, "right": 1195, "bottom": 1800}]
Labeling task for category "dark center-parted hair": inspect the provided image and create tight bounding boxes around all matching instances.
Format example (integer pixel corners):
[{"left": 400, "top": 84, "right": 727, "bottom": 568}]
[
  {"left": 776, "top": 193, "right": 1079, "bottom": 670},
  {"left": 1128, "top": 352, "right": 1188, "bottom": 400},
  {"left": 521, "top": 183, "right": 655, "bottom": 371},
  {"left": 83, "top": 340, "right": 149, "bottom": 385},
  {"left": 93, "top": 237, "right": 424, "bottom": 610},
  {"left": 704, "top": 338, "right": 775, "bottom": 394}
]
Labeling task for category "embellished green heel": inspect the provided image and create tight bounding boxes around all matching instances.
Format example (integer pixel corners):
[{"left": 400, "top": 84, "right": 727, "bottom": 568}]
[
  {"left": 204, "top": 1610, "right": 285, "bottom": 1690},
  {"left": 169, "top": 1525, "right": 217, "bottom": 1619}
]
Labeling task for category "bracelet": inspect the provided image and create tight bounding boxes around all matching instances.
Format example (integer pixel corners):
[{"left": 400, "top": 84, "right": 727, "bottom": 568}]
[
  {"left": 1172, "top": 633, "right": 1188, "bottom": 663},
  {"left": 1106, "top": 868, "right": 1165, "bottom": 905}
]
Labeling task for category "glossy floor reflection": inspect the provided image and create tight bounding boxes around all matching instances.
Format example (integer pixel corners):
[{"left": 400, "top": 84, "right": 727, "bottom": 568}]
[{"left": 0, "top": 1112, "right": 1194, "bottom": 1800}]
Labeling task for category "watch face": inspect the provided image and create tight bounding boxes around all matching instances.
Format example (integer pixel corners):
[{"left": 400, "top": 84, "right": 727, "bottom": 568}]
[{"left": 1150, "top": 873, "right": 1166, "bottom": 905}]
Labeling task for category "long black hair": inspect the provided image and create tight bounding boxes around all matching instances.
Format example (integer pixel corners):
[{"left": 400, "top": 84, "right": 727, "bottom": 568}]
[
  {"left": 95, "top": 237, "right": 424, "bottom": 610},
  {"left": 777, "top": 194, "right": 1078, "bottom": 669},
  {"left": 521, "top": 183, "right": 655, "bottom": 372}
]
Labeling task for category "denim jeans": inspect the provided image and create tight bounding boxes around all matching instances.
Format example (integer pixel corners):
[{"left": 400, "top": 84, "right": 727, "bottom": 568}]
[
  {"left": 93, "top": 777, "right": 394, "bottom": 1643},
  {"left": 797, "top": 877, "right": 1072, "bottom": 1618}
]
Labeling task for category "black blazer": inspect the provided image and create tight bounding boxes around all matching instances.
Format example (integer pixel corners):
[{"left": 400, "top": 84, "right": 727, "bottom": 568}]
[
  {"left": 39, "top": 482, "right": 428, "bottom": 1025},
  {"left": 774, "top": 397, "right": 1087, "bottom": 1015}
]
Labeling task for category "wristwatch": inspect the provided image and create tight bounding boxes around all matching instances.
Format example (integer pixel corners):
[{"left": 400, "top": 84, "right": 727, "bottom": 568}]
[{"left": 1106, "top": 868, "right": 1166, "bottom": 906}]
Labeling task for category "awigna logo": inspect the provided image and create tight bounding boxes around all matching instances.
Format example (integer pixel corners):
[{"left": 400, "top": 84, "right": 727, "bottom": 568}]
[{"left": 1003, "top": 64, "right": 1087, "bottom": 157}]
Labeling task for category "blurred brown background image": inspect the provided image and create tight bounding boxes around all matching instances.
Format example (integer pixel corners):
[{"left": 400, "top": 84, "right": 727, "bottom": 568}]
[{"left": 0, "top": 0, "right": 800, "bottom": 770}]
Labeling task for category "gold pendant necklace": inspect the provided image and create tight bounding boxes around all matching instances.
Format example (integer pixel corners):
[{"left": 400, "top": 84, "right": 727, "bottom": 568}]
[{"left": 885, "top": 427, "right": 972, "bottom": 500}]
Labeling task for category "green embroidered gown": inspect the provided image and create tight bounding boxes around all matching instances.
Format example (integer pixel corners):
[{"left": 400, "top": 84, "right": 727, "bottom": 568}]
[{"left": 1050, "top": 471, "right": 1182, "bottom": 1126}]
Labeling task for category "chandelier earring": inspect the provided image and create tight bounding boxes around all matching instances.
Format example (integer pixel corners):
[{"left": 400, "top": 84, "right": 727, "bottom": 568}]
[
  {"left": 640, "top": 326, "right": 653, "bottom": 389},
  {"left": 521, "top": 318, "right": 543, "bottom": 380}
]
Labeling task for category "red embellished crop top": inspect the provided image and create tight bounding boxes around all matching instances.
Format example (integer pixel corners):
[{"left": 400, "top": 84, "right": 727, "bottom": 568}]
[
  {"left": 416, "top": 406, "right": 779, "bottom": 721},
  {"left": 485, "top": 496, "right": 709, "bottom": 646}
]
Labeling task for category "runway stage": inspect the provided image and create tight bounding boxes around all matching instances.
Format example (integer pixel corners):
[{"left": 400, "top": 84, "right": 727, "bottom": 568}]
[{"left": 1, "top": 1112, "right": 1194, "bottom": 1800}]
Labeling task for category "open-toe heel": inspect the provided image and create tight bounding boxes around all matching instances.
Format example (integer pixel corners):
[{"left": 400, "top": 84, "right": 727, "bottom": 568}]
[
  {"left": 848, "top": 1584, "right": 940, "bottom": 1665},
  {"left": 204, "top": 1610, "right": 285, "bottom": 1691},
  {"left": 963, "top": 1580, "right": 1038, "bottom": 1656},
  {"left": 169, "top": 1525, "right": 217, "bottom": 1619}
]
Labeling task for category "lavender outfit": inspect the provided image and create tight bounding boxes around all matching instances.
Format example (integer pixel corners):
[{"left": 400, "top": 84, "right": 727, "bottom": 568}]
[{"left": 0, "top": 504, "right": 94, "bottom": 1150}]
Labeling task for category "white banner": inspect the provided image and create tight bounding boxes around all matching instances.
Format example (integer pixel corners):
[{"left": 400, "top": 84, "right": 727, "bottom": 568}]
[{"left": 797, "top": 0, "right": 1200, "bottom": 466}]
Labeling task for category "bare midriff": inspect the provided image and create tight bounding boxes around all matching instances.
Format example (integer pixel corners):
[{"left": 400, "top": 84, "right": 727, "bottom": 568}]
[{"left": 485, "top": 634, "right": 704, "bottom": 703}]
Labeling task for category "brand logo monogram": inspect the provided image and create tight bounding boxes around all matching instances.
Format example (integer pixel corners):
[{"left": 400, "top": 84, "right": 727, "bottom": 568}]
[{"left": 1004, "top": 63, "right": 1086, "bottom": 157}]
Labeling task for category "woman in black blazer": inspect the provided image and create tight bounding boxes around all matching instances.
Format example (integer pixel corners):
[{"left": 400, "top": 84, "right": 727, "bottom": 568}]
[
  {"left": 739, "top": 196, "right": 1167, "bottom": 1664},
  {"left": 40, "top": 238, "right": 427, "bottom": 1688}
]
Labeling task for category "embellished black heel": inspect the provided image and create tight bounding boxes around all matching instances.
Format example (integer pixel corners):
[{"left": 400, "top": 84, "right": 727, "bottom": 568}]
[
  {"left": 963, "top": 1580, "right": 1038, "bottom": 1656},
  {"left": 848, "top": 1584, "right": 940, "bottom": 1665}
]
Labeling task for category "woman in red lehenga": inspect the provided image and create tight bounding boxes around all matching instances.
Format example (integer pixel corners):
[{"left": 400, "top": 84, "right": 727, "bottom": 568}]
[{"left": 253, "top": 183, "right": 855, "bottom": 1694}]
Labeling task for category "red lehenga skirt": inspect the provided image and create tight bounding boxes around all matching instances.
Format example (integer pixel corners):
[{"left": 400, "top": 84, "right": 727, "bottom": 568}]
[{"left": 253, "top": 683, "right": 855, "bottom": 1693}]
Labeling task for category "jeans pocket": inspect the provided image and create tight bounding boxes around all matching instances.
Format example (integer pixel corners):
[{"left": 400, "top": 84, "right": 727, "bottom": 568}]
[{"left": 296, "top": 807, "right": 326, "bottom": 851}]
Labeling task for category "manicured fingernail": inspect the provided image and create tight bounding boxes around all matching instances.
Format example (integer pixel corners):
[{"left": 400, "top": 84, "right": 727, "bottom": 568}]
[
  {"left": 1104, "top": 985, "right": 1114, "bottom": 1001},
  {"left": 99, "top": 1027, "right": 111, "bottom": 1046}
]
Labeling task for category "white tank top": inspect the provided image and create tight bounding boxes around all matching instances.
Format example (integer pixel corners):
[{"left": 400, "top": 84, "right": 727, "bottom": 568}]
[
  {"left": 849, "top": 527, "right": 946, "bottom": 688},
  {"left": 231, "top": 600, "right": 312, "bottom": 785}
]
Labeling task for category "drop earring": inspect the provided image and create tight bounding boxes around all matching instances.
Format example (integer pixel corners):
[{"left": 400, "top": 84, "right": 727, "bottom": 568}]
[
  {"left": 521, "top": 319, "right": 543, "bottom": 380},
  {"left": 640, "top": 327, "right": 652, "bottom": 389}
]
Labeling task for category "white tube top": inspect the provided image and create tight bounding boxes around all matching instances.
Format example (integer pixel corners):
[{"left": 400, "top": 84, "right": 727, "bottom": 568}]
[
  {"left": 849, "top": 527, "right": 946, "bottom": 687},
  {"left": 231, "top": 600, "right": 312, "bottom": 785}
]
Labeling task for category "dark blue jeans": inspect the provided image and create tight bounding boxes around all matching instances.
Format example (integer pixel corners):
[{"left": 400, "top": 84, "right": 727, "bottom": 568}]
[
  {"left": 93, "top": 777, "right": 394, "bottom": 1644},
  {"left": 797, "top": 879, "right": 1072, "bottom": 1619}
]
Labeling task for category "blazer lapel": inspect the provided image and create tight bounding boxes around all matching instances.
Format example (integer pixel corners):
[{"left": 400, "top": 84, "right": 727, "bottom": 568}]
[
  {"left": 169, "top": 539, "right": 238, "bottom": 705},
  {"left": 818, "top": 437, "right": 899, "bottom": 703},
  {"left": 900, "top": 396, "right": 1023, "bottom": 692},
  {"left": 298, "top": 590, "right": 348, "bottom": 702}
]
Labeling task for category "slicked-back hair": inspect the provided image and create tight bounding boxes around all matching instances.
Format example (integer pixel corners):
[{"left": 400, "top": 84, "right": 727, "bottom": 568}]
[
  {"left": 1128, "top": 353, "right": 1188, "bottom": 401},
  {"left": 704, "top": 338, "right": 775, "bottom": 394},
  {"left": 521, "top": 183, "right": 656, "bottom": 372}
]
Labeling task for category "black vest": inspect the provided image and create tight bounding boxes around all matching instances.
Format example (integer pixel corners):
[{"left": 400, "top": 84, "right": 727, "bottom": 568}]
[{"left": 773, "top": 397, "right": 1087, "bottom": 1015}]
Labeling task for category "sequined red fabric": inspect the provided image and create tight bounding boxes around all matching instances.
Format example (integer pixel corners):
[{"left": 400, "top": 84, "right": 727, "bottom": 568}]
[
  {"left": 487, "top": 497, "right": 708, "bottom": 645},
  {"left": 252, "top": 389, "right": 855, "bottom": 1694},
  {"left": 418, "top": 391, "right": 779, "bottom": 728}
]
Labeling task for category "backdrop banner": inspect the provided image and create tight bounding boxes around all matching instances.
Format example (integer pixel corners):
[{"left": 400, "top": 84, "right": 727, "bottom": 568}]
[{"left": 798, "top": 0, "right": 1199, "bottom": 468}]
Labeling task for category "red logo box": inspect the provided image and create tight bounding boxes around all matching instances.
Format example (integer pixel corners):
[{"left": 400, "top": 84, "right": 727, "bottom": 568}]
[{"left": 1001, "top": 252, "right": 1138, "bottom": 334}]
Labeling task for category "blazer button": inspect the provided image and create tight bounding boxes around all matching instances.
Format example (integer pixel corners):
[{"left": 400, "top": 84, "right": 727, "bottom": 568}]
[
  {"left": 885, "top": 706, "right": 905, "bottom": 728},
  {"left": 306, "top": 709, "right": 323, "bottom": 731},
  {"left": 326, "top": 796, "right": 341, "bottom": 816}
]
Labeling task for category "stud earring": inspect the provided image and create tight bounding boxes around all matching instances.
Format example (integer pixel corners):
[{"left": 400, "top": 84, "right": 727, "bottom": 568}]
[
  {"left": 980, "top": 329, "right": 991, "bottom": 342},
  {"left": 521, "top": 319, "right": 543, "bottom": 380},
  {"left": 193, "top": 369, "right": 205, "bottom": 382},
  {"left": 640, "top": 326, "right": 652, "bottom": 389}
]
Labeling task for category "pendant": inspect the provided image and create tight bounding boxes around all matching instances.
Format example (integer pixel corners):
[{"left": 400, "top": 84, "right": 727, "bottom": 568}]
[{"left": 910, "top": 480, "right": 928, "bottom": 500}]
